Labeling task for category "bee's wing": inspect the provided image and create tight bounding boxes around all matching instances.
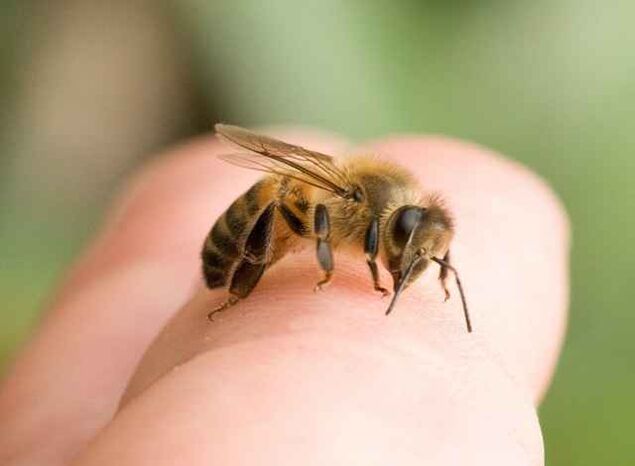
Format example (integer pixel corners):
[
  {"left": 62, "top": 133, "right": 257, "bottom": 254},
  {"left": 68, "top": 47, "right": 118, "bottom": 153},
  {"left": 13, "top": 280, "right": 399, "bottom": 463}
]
[{"left": 215, "top": 124, "right": 352, "bottom": 198}]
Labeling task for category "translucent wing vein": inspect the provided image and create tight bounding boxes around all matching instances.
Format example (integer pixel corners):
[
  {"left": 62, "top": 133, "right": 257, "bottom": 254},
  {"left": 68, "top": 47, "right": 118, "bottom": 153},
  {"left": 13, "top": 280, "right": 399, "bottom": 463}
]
[{"left": 215, "top": 124, "right": 351, "bottom": 197}]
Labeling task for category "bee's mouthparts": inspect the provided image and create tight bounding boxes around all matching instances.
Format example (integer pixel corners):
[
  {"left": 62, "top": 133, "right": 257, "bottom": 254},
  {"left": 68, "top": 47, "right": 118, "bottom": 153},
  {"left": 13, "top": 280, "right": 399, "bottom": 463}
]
[{"left": 385, "top": 256, "right": 422, "bottom": 316}]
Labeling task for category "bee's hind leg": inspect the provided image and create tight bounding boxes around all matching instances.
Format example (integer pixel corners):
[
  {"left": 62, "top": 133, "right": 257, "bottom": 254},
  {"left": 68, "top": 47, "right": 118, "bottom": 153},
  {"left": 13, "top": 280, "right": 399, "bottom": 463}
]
[
  {"left": 364, "top": 217, "right": 390, "bottom": 297},
  {"left": 207, "top": 203, "right": 276, "bottom": 321},
  {"left": 313, "top": 204, "right": 334, "bottom": 292},
  {"left": 208, "top": 295, "right": 240, "bottom": 321}
]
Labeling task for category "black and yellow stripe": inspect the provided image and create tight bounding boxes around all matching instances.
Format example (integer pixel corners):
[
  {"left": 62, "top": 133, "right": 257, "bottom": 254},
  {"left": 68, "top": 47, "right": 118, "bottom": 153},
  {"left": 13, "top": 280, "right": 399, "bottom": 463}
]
[
  {"left": 201, "top": 175, "right": 316, "bottom": 292},
  {"left": 201, "top": 179, "right": 268, "bottom": 288}
]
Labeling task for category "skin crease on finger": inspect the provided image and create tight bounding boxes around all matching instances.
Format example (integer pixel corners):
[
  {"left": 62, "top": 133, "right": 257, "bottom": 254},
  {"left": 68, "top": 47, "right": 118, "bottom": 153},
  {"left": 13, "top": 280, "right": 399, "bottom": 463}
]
[
  {"left": 77, "top": 135, "right": 567, "bottom": 465},
  {"left": 0, "top": 131, "right": 569, "bottom": 466}
]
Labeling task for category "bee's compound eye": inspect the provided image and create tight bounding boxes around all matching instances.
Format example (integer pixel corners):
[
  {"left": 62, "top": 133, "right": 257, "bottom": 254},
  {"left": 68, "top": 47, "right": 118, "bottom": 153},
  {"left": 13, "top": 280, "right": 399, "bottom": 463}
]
[{"left": 393, "top": 206, "right": 426, "bottom": 246}]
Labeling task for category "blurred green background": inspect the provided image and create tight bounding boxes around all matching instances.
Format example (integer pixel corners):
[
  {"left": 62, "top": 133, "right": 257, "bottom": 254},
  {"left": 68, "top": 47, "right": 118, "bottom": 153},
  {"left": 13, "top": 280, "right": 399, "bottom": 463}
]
[{"left": 1, "top": 1, "right": 633, "bottom": 464}]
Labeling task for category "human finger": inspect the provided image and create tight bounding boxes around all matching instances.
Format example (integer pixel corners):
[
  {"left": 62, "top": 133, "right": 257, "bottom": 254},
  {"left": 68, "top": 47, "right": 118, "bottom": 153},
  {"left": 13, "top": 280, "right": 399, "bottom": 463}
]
[{"left": 75, "top": 134, "right": 568, "bottom": 465}]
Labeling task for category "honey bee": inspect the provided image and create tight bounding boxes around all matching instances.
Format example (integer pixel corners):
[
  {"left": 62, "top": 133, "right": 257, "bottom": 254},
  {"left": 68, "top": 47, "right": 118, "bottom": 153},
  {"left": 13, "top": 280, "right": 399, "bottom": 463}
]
[{"left": 202, "top": 124, "right": 472, "bottom": 332}]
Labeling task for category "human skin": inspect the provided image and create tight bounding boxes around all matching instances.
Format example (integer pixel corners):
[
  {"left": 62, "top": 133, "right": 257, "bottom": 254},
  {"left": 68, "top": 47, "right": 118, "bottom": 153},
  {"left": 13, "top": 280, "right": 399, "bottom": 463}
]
[{"left": 0, "top": 130, "right": 569, "bottom": 465}]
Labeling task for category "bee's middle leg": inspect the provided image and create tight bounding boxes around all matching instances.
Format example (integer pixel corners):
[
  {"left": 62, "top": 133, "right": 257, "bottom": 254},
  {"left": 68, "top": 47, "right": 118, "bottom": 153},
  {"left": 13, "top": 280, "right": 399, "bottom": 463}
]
[
  {"left": 278, "top": 203, "right": 332, "bottom": 291},
  {"left": 208, "top": 203, "right": 276, "bottom": 320},
  {"left": 364, "top": 217, "right": 390, "bottom": 297},
  {"left": 313, "top": 204, "right": 334, "bottom": 291}
]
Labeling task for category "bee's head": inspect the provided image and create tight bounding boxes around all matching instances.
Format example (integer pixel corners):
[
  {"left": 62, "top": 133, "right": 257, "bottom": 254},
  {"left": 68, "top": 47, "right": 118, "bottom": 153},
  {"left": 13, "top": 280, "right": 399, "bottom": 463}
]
[
  {"left": 381, "top": 202, "right": 471, "bottom": 332},
  {"left": 383, "top": 204, "right": 454, "bottom": 292}
]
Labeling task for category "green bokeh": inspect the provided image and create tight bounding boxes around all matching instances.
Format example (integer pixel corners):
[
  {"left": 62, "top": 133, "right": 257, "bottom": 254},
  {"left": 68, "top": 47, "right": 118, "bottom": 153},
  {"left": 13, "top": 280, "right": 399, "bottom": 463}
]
[{"left": 2, "top": 1, "right": 634, "bottom": 464}]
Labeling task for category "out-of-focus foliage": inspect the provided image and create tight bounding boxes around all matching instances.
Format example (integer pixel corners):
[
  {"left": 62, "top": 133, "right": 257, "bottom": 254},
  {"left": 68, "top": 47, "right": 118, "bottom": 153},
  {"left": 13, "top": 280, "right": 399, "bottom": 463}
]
[{"left": 1, "top": 1, "right": 633, "bottom": 464}]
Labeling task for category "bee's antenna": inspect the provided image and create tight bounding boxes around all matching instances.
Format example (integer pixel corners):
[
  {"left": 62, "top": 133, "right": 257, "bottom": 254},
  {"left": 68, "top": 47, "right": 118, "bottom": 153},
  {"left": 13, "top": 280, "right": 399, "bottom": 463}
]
[
  {"left": 431, "top": 257, "right": 472, "bottom": 333},
  {"left": 385, "top": 255, "right": 422, "bottom": 316}
]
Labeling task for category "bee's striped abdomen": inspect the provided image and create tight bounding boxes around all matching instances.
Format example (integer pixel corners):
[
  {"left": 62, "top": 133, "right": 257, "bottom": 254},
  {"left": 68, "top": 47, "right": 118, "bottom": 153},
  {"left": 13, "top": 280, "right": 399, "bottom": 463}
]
[{"left": 201, "top": 179, "right": 269, "bottom": 289}]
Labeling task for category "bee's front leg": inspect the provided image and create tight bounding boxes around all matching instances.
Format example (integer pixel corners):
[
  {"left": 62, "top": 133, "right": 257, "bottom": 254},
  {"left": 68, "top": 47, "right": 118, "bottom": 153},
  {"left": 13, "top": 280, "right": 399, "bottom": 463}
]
[
  {"left": 313, "top": 204, "right": 334, "bottom": 291},
  {"left": 364, "top": 217, "right": 390, "bottom": 297}
]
